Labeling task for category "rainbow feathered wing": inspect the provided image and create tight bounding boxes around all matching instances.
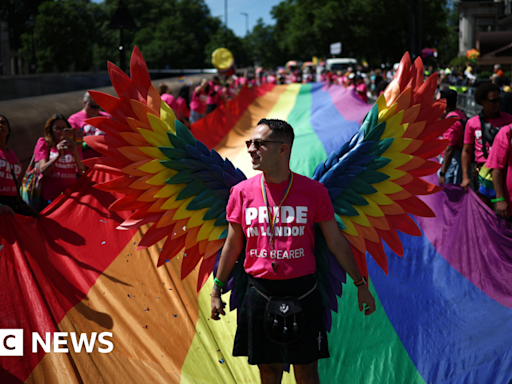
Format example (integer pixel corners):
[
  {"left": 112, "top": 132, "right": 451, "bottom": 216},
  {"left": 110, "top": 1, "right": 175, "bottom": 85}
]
[{"left": 84, "top": 48, "right": 456, "bottom": 328}]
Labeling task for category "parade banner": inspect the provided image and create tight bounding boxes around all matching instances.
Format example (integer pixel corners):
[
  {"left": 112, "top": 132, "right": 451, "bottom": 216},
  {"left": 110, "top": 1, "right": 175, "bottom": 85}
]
[{"left": 0, "top": 83, "right": 511, "bottom": 383}]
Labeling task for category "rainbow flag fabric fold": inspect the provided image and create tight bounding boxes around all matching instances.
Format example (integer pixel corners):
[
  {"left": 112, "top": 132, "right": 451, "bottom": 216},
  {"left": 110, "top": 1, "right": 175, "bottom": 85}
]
[{"left": 0, "top": 84, "right": 511, "bottom": 384}]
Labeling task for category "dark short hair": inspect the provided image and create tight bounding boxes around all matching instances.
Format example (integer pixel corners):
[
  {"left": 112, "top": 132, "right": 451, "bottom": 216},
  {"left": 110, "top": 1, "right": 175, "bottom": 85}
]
[
  {"left": 475, "top": 83, "right": 500, "bottom": 105},
  {"left": 0, "top": 114, "right": 11, "bottom": 143},
  {"left": 440, "top": 89, "right": 457, "bottom": 109},
  {"left": 257, "top": 118, "right": 294, "bottom": 147}
]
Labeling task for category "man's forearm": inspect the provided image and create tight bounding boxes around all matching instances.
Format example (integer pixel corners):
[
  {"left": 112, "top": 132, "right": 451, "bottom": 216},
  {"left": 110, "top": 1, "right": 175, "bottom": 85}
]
[
  {"left": 216, "top": 242, "right": 243, "bottom": 283},
  {"left": 319, "top": 219, "right": 363, "bottom": 282},
  {"left": 329, "top": 235, "right": 363, "bottom": 282},
  {"left": 441, "top": 146, "right": 456, "bottom": 174},
  {"left": 461, "top": 145, "right": 472, "bottom": 179},
  {"left": 215, "top": 223, "right": 244, "bottom": 283},
  {"left": 492, "top": 169, "right": 506, "bottom": 198}
]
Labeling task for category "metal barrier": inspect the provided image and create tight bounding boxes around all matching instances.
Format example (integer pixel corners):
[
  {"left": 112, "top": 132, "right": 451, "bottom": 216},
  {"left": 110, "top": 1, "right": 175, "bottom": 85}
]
[{"left": 457, "top": 88, "right": 481, "bottom": 118}]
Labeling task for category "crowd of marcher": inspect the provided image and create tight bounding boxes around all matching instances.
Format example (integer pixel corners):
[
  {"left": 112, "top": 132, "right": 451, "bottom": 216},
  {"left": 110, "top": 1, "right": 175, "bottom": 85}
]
[
  {"left": 1, "top": 62, "right": 512, "bottom": 221},
  {"left": 0, "top": 75, "right": 247, "bottom": 217}
]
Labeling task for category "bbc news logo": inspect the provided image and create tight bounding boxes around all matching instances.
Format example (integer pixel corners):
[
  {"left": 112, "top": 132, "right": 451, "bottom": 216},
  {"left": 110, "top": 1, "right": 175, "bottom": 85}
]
[{"left": 0, "top": 330, "right": 113, "bottom": 356}]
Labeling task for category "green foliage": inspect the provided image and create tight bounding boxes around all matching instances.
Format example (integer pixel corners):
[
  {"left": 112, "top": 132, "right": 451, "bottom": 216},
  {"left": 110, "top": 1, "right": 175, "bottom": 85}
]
[
  {"left": 8, "top": 0, "right": 458, "bottom": 73},
  {"left": 20, "top": 0, "right": 96, "bottom": 72},
  {"left": 0, "top": 0, "right": 45, "bottom": 51},
  {"left": 130, "top": 0, "right": 222, "bottom": 69},
  {"left": 269, "top": 0, "right": 457, "bottom": 66},
  {"left": 450, "top": 56, "right": 470, "bottom": 68},
  {"left": 243, "top": 18, "right": 284, "bottom": 68}
]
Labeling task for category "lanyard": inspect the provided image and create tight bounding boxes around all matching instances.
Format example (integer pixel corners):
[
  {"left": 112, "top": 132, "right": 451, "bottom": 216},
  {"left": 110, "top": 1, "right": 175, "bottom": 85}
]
[{"left": 260, "top": 172, "right": 294, "bottom": 247}]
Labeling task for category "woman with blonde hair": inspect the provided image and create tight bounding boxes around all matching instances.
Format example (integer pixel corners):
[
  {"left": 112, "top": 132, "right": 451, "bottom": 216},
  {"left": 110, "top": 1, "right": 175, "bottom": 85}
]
[{"left": 34, "top": 114, "right": 85, "bottom": 212}]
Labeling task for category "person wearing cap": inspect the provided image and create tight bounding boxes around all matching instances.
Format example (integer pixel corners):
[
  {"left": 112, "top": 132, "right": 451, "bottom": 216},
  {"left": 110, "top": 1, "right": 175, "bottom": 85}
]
[{"left": 438, "top": 90, "right": 466, "bottom": 185}]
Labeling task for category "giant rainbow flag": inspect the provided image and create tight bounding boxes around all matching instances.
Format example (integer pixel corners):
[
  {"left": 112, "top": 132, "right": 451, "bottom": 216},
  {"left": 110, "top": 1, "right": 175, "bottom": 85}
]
[{"left": 1, "top": 81, "right": 512, "bottom": 384}]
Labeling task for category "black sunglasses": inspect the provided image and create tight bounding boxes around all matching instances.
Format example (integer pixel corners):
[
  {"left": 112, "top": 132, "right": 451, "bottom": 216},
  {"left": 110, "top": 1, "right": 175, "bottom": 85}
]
[
  {"left": 485, "top": 98, "right": 501, "bottom": 104},
  {"left": 88, "top": 103, "right": 101, "bottom": 109},
  {"left": 245, "top": 139, "right": 284, "bottom": 150}
]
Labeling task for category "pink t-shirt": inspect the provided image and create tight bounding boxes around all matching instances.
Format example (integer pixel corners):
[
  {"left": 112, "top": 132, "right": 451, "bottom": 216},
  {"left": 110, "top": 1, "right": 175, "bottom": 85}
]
[
  {"left": 68, "top": 110, "right": 109, "bottom": 134},
  {"left": 68, "top": 110, "right": 109, "bottom": 159},
  {"left": 356, "top": 83, "right": 368, "bottom": 103},
  {"left": 226, "top": 173, "right": 334, "bottom": 280},
  {"left": 207, "top": 83, "right": 221, "bottom": 105},
  {"left": 175, "top": 97, "right": 190, "bottom": 119},
  {"left": 161, "top": 93, "right": 176, "bottom": 110},
  {"left": 190, "top": 88, "right": 207, "bottom": 114},
  {"left": 486, "top": 125, "right": 512, "bottom": 216},
  {"left": 463, "top": 112, "right": 512, "bottom": 163},
  {"left": 444, "top": 110, "right": 467, "bottom": 149},
  {"left": 34, "top": 138, "right": 81, "bottom": 201},
  {"left": 0, "top": 148, "right": 22, "bottom": 197}
]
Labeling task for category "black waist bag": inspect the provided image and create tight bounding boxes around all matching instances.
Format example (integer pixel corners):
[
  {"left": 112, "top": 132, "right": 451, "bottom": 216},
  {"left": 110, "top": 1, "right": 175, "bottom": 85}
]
[{"left": 251, "top": 282, "right": 317, "bottom": 345}]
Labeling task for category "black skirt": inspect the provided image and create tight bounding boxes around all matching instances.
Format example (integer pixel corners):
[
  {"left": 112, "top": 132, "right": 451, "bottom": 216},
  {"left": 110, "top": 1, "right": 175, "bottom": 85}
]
[{"left": 233, "top": 274, "right": 330, "bottom": 365}]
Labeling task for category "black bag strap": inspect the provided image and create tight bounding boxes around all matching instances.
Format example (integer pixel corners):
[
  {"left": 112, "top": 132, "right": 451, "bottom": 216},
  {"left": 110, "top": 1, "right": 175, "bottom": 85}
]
[
  {"left": 478, "top": 112, "right": 490, "bottom": 159},
  {"left": 250, "top": 281, "right": 317, "bottom": 301}
]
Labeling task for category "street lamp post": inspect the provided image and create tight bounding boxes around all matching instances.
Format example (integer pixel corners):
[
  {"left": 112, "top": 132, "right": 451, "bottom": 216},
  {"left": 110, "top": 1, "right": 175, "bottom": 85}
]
[
  {"left": 225, "top": 0, "right": 228, "bottom": 30},
  {"left": 108, "top": 0, "right": 137, "bottom": 73},
  {"left": 240, "top": 12, "right": 248, "bottom": 36}
]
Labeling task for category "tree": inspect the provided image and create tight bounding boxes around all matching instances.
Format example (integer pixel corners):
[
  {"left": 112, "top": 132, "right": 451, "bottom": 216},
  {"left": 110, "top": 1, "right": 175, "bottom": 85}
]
[
  {"left": 0, "top": 0, "right": 45, "bottom": 52},
  {"left": 244, "top": 18, "right": 284, "bottom": 68},
  {"left": 20, "top": 0, "right": 97, "bottom": 72},
  {"left": 269, "top": 0, "right": 457, "bottom": 67}
]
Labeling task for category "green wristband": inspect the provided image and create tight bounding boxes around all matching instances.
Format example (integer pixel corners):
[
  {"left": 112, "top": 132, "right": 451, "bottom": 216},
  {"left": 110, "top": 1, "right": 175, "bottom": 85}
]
[
  {"left": 214, "top": 277, "right": 225, "bottom": 287},
  {"left": 491, "top": 197, "right": 506, "bottom": 203}
]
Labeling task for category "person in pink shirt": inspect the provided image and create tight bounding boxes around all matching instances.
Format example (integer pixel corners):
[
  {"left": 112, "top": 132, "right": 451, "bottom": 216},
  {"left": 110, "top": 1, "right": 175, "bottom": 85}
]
[
  {"left": 355, "top": 76, "right": 369, "bottom": 103},
  {"left": 34, "top": 114, "right": 85, "bottom": 212},
  {"left": 68, "top": 92, "right": 109, "bottom": 160},
  {"left": 487, "top": 124, "right": 512, "bottom": 219},
  {"left": 438, "top": 90, "right": 467, "bottom": 185},
  {"left": 189, "top": 79, "right": 209, "bottom": 124},
  {"left": 175, "top": 85, "right": 191, "bottom": 128},
  {"left": 206, "top": 76, "right": 222, "bottom": 114},
  {"left": 210, "top": 119, "right": 375, "bottom": 383},
  {"left": 462, "top": 83, "right": 512, "bottom": 193},
  {"left": 158, "top": 83, "right": 177, "bottom": 110},
  {"left": 0, "top": 114, "right": 21, "bottom": 215}
]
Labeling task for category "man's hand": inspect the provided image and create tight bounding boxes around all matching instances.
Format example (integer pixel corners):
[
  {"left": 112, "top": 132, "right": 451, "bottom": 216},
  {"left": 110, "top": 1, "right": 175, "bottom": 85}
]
[
  {"left": 357, "top": 286, "right": 376, "bottom": 316},
  {"left": 66, "top": 139, "right": 77, "bottom": 154},
  {"left": 439, "top": 175, "right": 446, "bottom": 185},
  {"left": 461, "top": 177, "right": 471, "bottom": 192},
  {"left": 210, "top": 295, "right": 226, "bottom": 320},
  {"left": 496, "top": 200, "right": 509, "bottom": 219},
  {"left": 56, "top": 140, "right": 68, "bottom": 156}
]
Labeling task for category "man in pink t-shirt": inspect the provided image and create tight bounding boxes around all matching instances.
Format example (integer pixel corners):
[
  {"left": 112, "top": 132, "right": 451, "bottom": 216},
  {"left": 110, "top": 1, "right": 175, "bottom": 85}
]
[
  {"left": 68, "top": 91, "right": 109, "bottom": 159},
  {"left": 210, "top": 119, "right": 375, "bottom": 382},
  {"left": 487, "top": 124, "right": 512, "bottom": 219},
  {"left": 462, "top": 83, "right": 512, "bottom": 192}
]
